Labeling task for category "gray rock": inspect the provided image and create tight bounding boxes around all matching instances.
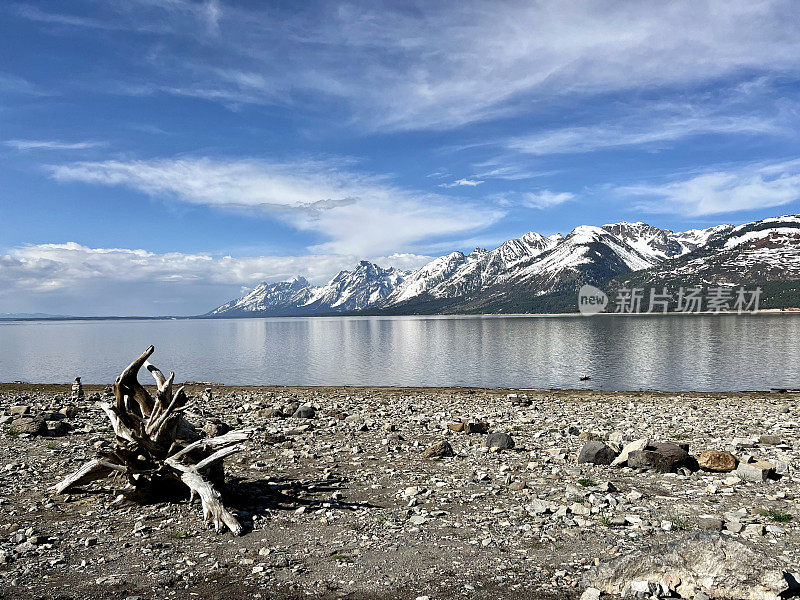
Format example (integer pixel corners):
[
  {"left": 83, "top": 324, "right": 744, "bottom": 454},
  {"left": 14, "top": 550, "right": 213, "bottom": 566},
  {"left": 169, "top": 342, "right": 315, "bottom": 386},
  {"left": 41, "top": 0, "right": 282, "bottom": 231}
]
[
  {"left": 423, "top": 440, "right": 455, "bottom": 458},
  {"left": 10, "top": 415, "right": 47, "bottom": 436},
  {"left": 486, "top": 432, "right": 514, "bottom": 449},
  {"left": 697, "top": 515, "right": 724, "bottom": 531},
  {"left": 759, "top": 434, "right": 782, "bottom": 445},
  {"left": 627, "top": 443, "right": 688, "bottom": 473},
  {"left": 580, "top": 587, "right": 602, "bottom": 600},
  {"left": 10, "top": 405, "right": 30, "bottom": 417},
  {"left": 726, "top": 520, "right": 744, "bottom": 533},
  {"left": 584, "top": 532, "right": 790, "bottom": 600},
  {"left": 59, "top": 405, "right": 79, "bottom": 418},
  {"left": 610, "top": 438, "right": 648, "bottom": 467},
  {"left": 46, "top": 420, "right": 69, "bottom": 436},
  {"left": 578, "top": 441, "right": 617, "bottom": 465},
  {"left": 258, "top": 408, "right": 284, "bottom": 419},
  {"left": 292, "top": 405, "right": 316, "bottom": 419},
  {"left": 736, "top": 459, "right": 774, "bottom": 482}
]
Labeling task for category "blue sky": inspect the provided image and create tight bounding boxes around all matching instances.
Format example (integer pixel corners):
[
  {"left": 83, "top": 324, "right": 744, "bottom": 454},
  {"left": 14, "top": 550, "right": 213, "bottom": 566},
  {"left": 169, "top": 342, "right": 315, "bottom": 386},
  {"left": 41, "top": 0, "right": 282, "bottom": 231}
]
[{"left": 1, "top": 0, "right": 800, "bottom": 315}]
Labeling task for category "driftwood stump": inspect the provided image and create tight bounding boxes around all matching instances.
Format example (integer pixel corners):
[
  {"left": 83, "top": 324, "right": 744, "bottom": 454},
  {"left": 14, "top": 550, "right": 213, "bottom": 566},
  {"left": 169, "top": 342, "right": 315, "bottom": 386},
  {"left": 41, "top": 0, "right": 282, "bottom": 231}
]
[{"left": 54, "top": 345, "right": 250, "bottom": 534}]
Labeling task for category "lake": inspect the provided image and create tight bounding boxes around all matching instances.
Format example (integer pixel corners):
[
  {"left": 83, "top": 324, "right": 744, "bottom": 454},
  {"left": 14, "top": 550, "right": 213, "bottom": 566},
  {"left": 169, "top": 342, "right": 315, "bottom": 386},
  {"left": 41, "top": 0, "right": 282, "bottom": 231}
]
[{"left": 0, "top": 314, "right": 798, "bottom": 392}]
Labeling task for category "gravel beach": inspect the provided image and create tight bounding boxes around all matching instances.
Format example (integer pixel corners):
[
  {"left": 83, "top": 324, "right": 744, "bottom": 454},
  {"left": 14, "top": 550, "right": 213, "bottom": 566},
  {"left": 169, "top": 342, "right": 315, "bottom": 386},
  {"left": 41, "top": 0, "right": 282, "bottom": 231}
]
[{"left": 2, "top": 383, "right": 799, "bottom": 600}]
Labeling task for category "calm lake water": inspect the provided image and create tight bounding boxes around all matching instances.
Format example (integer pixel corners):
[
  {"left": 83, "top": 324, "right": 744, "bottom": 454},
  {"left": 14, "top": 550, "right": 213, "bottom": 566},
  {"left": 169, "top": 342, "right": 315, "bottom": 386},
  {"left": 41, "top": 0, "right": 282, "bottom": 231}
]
[{"left": 0, "top": 314, "right": 798, "bottom": 392}]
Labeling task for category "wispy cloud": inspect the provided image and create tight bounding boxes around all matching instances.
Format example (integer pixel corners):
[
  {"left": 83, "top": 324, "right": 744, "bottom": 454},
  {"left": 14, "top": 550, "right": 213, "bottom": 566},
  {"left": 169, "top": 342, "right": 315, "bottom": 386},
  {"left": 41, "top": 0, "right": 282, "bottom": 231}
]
[
  {"left": 471, "top": 162, "right": 561, "bottom": 181},
  {"left": 0, "top": 242, "right": 432, "bottom": 316},
  {"left": 6, "top": 139, "right": 106, "bottom": 151},
  {"left": 13, "top": 1, "right": 800, "bottom": 131},
  {"left": 439, "top": 178, "right": 484, "bottom": 188},
  {"left": 0, "top": 73, "right": 42, "bottom": 96},
  {"left": 10, "top": 0, "right": 222, "bottom": 36},
  {"left": 521, "top": 190, "right": 576, "bottom": 209},
  {"left": 48, "top": 157, "right": 504, "bottom": 256},
  {"left": 618, "top": 159, "right": 800, "bottom": 216},
  {"left": 506, "top": 114, "right": 781, "bottom": 156}
]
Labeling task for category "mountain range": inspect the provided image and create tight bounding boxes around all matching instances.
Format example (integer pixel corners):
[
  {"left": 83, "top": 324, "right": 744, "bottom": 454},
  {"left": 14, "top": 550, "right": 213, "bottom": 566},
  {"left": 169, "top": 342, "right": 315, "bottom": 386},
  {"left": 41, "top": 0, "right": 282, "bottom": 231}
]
[{"left": 207, "top": 214, "right": 800, "bottom": 317}]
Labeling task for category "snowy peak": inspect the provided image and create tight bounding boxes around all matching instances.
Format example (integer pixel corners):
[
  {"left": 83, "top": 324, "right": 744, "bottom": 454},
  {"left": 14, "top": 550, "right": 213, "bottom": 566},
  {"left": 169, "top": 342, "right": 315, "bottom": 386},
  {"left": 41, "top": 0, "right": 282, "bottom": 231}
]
[
  {"left": 208, "top": 276, "right": 312, "bottom": 315},
  {"left": 208, "top": 214, "right": 799, "bottom": 316},
  {"left": 620, "top": 214, "right": 800, "bottom": 288},
  {"left": 385, "top": 230, "right": 566, "bottom": 304},
  {"left": 209, "top": 262, "right": 408, "bottom": 316},
  {"left": 601, "top": 221, "right": 731, "bottom": 262},
  {"left": 304, "top": 262, "right": 408, "bottom": 310}
]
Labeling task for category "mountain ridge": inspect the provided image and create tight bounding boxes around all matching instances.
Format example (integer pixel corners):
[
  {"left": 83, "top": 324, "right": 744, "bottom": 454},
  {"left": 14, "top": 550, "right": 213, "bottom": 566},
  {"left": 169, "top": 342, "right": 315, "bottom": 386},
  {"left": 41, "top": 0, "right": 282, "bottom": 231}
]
[{"left": 207, "top": 214, "right": 800, "bottom": 317}]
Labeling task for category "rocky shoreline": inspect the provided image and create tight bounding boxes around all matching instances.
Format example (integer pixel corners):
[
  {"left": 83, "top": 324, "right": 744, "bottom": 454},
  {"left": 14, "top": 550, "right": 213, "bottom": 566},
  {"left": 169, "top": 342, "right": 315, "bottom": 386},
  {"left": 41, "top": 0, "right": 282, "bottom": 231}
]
[{"left": 1, "top": 383, "right": 799, "bottom": 600}]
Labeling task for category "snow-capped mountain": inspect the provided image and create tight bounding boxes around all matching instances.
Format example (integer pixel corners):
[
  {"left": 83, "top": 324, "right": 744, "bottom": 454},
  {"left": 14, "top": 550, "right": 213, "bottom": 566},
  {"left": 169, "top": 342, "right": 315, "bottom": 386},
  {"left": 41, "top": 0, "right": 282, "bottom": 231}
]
[
  {"left": 209, "top": 276, "right": 312, "bottom": 316},
  {"left": 208, "top": 262, "right": 408, "bottom": 316},
  {"left": 207, "top": 215, "right": 800, "bottom": 316},
  {"left": 618, "top": 215, "right": 800, "bottom": 288},
  {"left": 378, "top": 222, "right": 724, "bottom": 311},
  {"left": 600, "top": 221, "right": 733, "bottom": 262},
  {"left": 385, "top": 231, "right": 562, "bottom": 304},
  {"left": 303, "top": 261, "right": 408, "bottom": 312}
]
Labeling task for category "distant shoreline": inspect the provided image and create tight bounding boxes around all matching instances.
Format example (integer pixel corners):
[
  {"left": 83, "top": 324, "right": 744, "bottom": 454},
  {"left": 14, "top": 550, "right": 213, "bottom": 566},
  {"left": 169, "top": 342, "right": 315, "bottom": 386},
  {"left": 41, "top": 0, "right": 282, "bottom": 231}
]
[
  {"left": 2, "top": 307, "right": 799, "bottom": 322},
  {"left": 2, "top": 381, "right": 800, "bottom": 396}
]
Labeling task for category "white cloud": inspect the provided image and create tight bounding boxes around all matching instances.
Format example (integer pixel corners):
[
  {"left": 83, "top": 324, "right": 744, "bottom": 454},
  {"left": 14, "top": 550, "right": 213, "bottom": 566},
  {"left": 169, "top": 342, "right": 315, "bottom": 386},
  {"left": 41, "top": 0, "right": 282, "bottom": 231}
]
[
  {"left": 505, "top": 114, "right": 780, "bottom": 156},
  {"left": 49, "top": 157, "right": 504, "bottom": 256},
  {"left": 521, "top": 190, "right": 576, "bottom": 209},
  {"left": 0, "top": 242, "right": 433, "bottom": 316},
  {"left": 6, "top": 139, "right": 106, "bottom": 151},
  {"left": 16, "top": 1, "right": 800, "bottom": 130},
  {"left": 618, "top": 159, "right": 800, "bottom": 216},
  {"left": 439, "top": 178, "right": 484, "bottom": 188},
  {"left": 471, "top": 164, "right": 558, "bottom": 181}
]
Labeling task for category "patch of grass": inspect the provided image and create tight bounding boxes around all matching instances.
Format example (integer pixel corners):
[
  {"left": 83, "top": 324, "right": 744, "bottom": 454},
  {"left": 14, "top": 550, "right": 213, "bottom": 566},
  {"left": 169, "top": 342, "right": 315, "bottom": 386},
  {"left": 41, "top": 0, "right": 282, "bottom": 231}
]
[
  {"left": 330, "top": 553, "right": 350, "bottom": 563},
  {"left": 577, "top": 478, "right": 596, "bottom": 487},
  {"left": 598, "top": 516, "right": 613, "bottom": 527},
  {"left": 758, "top": 508, "right": 793, "bottom": 523},
  {"left": 46, "top": 442, "right": 58, "bottom": 450},
  {"left": 670, "top": 516, "right": 692, "bottom": 531},
  {"left": 6, "top": 428, "right": 19, "bottom": 438},
  {"left": 168, "top": 529, "right": 198, "bottom": 539}
]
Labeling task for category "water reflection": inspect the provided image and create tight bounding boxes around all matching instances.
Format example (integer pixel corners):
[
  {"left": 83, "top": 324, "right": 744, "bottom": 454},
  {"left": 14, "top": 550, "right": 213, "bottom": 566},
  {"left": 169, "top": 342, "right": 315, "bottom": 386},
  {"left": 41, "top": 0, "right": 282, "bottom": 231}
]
[{"left": 0, "top": 314, "right": 798, "bottom": 391}]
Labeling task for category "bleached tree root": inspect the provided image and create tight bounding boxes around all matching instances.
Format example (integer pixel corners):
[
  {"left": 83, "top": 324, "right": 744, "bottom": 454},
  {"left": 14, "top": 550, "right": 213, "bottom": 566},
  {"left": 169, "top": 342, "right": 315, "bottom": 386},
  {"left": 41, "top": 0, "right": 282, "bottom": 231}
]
[
  {"left": 53, "top": 346, "right": 250, "bottom": 535},
  {"left": 54, "top": 459, "right": 127, "bottom": 494}
]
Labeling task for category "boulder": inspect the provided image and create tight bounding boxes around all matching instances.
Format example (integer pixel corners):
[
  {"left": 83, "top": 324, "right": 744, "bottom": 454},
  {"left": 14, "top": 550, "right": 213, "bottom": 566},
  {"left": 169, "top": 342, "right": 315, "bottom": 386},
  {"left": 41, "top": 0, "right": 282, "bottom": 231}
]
[
  {"left": 423, "top": 440, "right": 455, "bottom": 458},
  {"left": 448, "top": 422, "right": 465, "bottom": 432},
  {"left": 59, "top": 405, "right": 79, "bottom": 418},
  {"left": 46, "top": 420, "right": 69, "bottom": 436},
  {"left": 697, "top": 515, "right": 724, "bottom": 531},
  {"left": 584, "top": 532, "right": 791, "bottom": 600},
  {"left": 697, "top": 450, "right": 737, "bottom": 472},
  {"left": 10, "top": 405, "right": 30, "bottom": 417},
  {"left": 577, "top": 441, "right": 617, "bottom": 465},
  {"left": 258, "top": 408, "right": 284, "bottom": 419},
  {"left": 10, "top": 415, "right": 47, "bottom": 436},
  {"left": 580, "top": 588, "right": 602, "bottom": 600},
  {"left": 627, "top": 442, "right": 689, "bottom": 473},
  {"left": 736, "top": 459, "right": 775, "bottom": 482},
  {"left": 464, "top": 422, "right": 488, "bottom": 434},
  {"left": 759, "top": 434, "right": 782, "bottom": 446},
  {"left": 610, "top": 438, "right": 648, "bottom": 467},
  {"left": 292, "top": 405, "right": 316, "bottom": 419},
  {"left": 486, "top": 432, "right": 515, "bottom": 450}
]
